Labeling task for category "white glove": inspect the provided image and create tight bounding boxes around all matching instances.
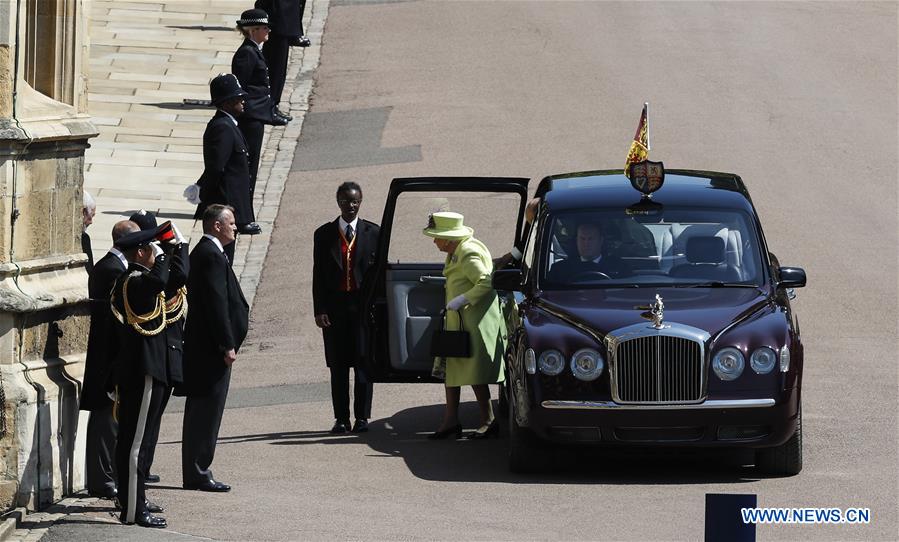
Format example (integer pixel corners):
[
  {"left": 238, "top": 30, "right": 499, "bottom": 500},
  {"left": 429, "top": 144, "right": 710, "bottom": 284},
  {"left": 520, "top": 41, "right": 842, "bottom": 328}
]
[
  {"left": 151, "top": 242, "right": 164, "bottom": 257},
  {"left": 172, "top": 223, "right": 187, "bottom": 244},
  {"left": 183, "top": 183, "right": 201, "bottom": 205},
  {"left": 446, "top": 295, "right": 469, "bottom": 311}
]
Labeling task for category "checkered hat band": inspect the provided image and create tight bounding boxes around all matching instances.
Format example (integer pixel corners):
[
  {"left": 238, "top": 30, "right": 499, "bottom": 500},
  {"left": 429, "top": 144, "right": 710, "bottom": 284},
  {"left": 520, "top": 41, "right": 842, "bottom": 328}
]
[{"left": 238, "top": 17, "right": 268, "bottom": 24}]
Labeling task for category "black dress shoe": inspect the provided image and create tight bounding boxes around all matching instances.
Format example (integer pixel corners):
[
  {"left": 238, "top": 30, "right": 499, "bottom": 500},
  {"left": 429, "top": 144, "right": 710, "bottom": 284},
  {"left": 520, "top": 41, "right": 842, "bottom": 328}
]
[
  {"left": 330, "top": 421, "right": 350, "bottom": 434},
  {"left": 289, "top": 36, "right": 311, "bottom": 47},
  {"left": 274, "top": 107, "right": 293, "bottom": 121},
  {"left": 427, "top": 423, "right": 463, "bottom": 440},
  {"left": 184, "top": 480, "right": 231, "bottom": 492},
  {"left": 145, "top": 500, "right": 164, "bottom": 513},
  {"left": 130, "top": 511, "right": 167, "bottom": 528},
  {"left": 88, "top": 486, "right": 117, "bottom": 499},
  {"left": 145, "top": 474, "right": 160, "bottom": 483},
  {"left": 351, "top": 419, "right": 369, "bottom": 433},
  {"left": 270, "top": 114, "right": 289, "bottom": 127},
  {"left": 466, "top": 421, "right": 499, "bottom": 440},
  {"left": 237, "top": 222, "right": 262, "bottom": 235}
]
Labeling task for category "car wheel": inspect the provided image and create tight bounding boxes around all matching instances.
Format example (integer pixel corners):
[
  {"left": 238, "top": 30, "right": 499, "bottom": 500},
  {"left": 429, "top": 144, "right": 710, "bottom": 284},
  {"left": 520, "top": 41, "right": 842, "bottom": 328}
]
[
  {"left": 508, "top": 401, "right": 544, "bottom": 473},
  {"left": 756, "top": 405, "right": 802, "bottom": 476}
]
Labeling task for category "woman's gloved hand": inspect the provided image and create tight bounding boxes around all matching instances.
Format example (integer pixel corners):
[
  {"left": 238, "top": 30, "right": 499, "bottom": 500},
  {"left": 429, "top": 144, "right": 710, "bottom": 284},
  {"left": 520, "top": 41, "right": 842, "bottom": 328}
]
[{"left": 446, "top": 294, "right": 469, "bottom": 311}]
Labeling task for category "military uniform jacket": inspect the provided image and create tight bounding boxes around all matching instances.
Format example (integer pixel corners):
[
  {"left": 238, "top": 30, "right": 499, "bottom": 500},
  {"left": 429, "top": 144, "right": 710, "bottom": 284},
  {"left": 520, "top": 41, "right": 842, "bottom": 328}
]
[
  {"left": 193, "top": 111, "right": 254, "bottom": 225},
  {"left": 162, "top": 243, "right": 189, "bottom": 386},
  {"left": 231, "top": 39, "right": 274, "bottom": 123},
  {"left": 111, "top": 244, "right": 175, "bottom": 387},
  {"left": 81, "top": 251, "right": 127, "bottom": 411},
  {"left": 180, "top": 237, "right": 249, "bottom": 395}
]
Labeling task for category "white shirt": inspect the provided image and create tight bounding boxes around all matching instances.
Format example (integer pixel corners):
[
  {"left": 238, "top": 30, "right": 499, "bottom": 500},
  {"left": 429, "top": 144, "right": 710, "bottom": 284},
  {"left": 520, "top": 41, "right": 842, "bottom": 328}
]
[
  {"left": 580, "top": 255, "right": 603, "bottom": 264},
  {"left": 203, "top": 234, "right": 225, "bottom": 253},
  {"left": 109, "top": 247, "right": 128, "bottom": 269},
  {"left": 338, "top": 217, "right": 359, "bottom": 239}
]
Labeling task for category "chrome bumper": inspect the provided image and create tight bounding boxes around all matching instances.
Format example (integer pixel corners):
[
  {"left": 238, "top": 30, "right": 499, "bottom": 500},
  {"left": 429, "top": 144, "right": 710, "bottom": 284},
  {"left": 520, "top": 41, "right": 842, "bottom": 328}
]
[{"left": 541, "top": 399, "right": 776, "bottom": 411}]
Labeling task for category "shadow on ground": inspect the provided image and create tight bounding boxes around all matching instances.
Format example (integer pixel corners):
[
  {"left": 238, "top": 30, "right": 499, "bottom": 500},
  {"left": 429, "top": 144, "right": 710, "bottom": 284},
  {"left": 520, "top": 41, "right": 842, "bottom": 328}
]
[{"left": 212, "top": 402, "right": 764, "bottom": 485}]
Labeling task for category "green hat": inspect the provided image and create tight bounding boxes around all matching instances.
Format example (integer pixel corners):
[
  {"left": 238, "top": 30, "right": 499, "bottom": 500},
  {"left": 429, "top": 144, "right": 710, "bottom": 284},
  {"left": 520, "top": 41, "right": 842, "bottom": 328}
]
[{"left": 422, "top": 211, "right": 474, "bottom": 240}]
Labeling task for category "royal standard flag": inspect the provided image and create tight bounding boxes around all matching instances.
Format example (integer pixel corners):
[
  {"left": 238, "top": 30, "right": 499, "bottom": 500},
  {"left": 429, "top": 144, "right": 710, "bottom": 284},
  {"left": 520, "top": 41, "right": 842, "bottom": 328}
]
[{"left": 624, "top": 103, "right": 649, "bottom": 178}]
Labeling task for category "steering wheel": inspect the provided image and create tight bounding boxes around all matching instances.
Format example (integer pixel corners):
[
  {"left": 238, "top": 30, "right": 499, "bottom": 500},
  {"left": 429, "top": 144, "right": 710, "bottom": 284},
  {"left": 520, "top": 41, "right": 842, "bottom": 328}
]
[{"left": 569, "top": 270, "right": 612, "bottom": 282}]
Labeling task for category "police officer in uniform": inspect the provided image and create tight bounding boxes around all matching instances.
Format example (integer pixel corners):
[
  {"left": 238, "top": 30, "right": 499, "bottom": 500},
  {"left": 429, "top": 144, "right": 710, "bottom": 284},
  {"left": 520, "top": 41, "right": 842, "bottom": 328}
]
[
  {"left": 110, "top": 222, "right": 182, "bottom": 528},
  {"left": 194, "top": 73, "right": 260, "bottom": 261},
  {"left": 255, "top": 0, "right": 310, "bottom": 117},
  {"left": 232, "top": 8, "right": 290, "bottom": 208}
]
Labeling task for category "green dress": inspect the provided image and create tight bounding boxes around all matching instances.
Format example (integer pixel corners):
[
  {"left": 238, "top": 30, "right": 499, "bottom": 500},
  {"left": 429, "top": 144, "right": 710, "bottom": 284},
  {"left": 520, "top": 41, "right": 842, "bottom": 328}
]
[{"left": 440, "top": 236, "right": 507, "bottom": 387}]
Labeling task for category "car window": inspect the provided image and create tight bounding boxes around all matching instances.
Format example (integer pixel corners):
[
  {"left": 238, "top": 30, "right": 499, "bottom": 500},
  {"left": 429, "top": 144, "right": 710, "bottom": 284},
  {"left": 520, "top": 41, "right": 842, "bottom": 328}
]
[
  {"left": 521, "top": 216, "right": 540, "bottom": 281},
  {"left": 540, "top": 207, "right": 765, "bottom": 288},
  {"left": 388, "top": 191, "right": 521, "bottom": 264}
]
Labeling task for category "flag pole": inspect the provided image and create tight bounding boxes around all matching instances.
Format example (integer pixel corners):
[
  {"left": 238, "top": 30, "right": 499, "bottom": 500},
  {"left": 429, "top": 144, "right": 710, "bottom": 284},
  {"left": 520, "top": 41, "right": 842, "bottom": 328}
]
[{"left": 645, "top": 101, "right": 650, "bottom": 151}]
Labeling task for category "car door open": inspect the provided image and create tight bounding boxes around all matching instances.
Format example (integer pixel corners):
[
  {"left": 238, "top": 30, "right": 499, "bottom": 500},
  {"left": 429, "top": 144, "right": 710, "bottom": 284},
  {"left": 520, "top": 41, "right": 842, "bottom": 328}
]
[{"left": 361, "top": 177, "right": 529, "bottom": 382}]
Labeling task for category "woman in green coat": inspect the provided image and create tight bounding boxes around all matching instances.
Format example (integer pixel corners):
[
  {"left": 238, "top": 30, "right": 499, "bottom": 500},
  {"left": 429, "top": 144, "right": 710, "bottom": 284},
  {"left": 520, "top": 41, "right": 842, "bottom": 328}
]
[{"left": 423, "top": 212, "right": 506, "bottom": 440}]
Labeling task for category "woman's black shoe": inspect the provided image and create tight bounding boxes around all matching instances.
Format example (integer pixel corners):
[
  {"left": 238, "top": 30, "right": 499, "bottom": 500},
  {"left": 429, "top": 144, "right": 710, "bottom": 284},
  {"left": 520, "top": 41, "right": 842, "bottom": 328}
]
[
  {"left": 466, "top": 421, "right": 499, "bottom": 440},
  {"left": 427, "top": 424, "right": 462, "bottom": 440}
]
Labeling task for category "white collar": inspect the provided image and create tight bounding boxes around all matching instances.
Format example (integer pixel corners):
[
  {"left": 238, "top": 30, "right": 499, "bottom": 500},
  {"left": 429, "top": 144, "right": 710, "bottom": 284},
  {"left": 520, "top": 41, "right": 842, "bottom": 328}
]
[
  {"left": 580, "top": 255, "right": 602, "bottom": 264},
  {"left": 203, "top": 234, "right": 225, "bottom": 253},
  {"left": 109, "top": 247, "right": 128, "bottom": 268},
  {"left": 220, "top": 110, "right": 239, "bottom": 126},
  {"left": 338, "top": 216, "right": 359, "bottom": 234}
]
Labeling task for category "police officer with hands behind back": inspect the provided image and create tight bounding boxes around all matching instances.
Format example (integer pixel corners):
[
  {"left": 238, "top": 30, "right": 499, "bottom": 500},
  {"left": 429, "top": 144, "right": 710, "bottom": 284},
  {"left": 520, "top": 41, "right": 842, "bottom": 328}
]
[
  {"left": 194, "top": 73, "right": 261, "bottom": 259},
  {"left": 110, "top": 221, "right": 186, "bottom": 529}
]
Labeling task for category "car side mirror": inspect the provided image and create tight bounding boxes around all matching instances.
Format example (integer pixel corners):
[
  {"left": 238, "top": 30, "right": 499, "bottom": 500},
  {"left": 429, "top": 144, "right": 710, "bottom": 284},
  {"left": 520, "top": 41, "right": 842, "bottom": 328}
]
[
  {"left": 777, "top": 267, "right": 806, "bottom": 288},
  {"left": 493, "top": 269, "right": 523, "bottom": 292}
]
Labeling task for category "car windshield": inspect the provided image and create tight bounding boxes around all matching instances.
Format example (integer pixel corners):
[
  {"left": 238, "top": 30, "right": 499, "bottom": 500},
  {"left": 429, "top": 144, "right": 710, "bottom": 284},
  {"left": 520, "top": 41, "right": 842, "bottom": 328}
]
[{"left": 539, "top": 207, "right": 766, "bottom": 289}]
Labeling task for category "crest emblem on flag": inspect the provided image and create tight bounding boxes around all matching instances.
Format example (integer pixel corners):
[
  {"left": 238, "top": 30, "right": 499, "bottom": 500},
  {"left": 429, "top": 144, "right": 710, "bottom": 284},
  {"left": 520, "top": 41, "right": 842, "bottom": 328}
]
[
  {"left": 629, "top": 160, "right": 665, "bottom": 195},
  {"left": 624, "top": 103, "right": 650, "bottom": 179}
]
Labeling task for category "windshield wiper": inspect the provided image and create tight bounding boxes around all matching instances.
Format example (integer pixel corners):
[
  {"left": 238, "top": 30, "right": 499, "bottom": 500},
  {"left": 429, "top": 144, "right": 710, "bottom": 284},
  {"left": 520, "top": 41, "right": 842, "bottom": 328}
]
[{"left": 677, "top": 282, "right": 760, "bottom": 289}]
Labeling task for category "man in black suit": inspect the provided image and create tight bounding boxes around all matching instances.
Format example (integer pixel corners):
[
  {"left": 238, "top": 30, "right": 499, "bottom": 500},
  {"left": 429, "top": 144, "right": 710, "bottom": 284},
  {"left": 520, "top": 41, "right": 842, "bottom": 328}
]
[
  {"left": 233, "top": 9, "right": 290, "bottom": 208},
  {"left": 126, "top": 211, "right": 189, "bottom": 488},
  {"left": 195, "top": 74, "right": 260, "bottom": 254},
  {"left": 179, "top": 205, "right": 249, "bottom": 493},
  {"left": 547, "top": 222, "right": 632, "bottom": 282},
  {"left": 255, "top": 0, "right": 309, "bottom": 117},
  {"left": 81, "top": 219, "right": 140, "bottom": 500},
  {"left": 110, "top": 222, "right": 182, "bottom": 528},
  {"left": 313, "top": 182, "right": 379, "bottom": 434}
]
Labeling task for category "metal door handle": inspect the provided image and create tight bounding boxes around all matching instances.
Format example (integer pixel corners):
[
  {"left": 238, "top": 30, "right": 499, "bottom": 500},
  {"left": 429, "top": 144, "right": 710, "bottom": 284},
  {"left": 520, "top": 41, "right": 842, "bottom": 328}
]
[{"left": 419, "top": 276, "right": 446, "bottom": 284}]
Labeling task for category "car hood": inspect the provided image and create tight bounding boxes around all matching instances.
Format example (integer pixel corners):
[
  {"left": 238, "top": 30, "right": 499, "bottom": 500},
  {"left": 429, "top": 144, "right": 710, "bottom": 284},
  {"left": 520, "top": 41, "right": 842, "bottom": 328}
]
[{"left": 535, "top": 287, "right": 772, "bottom": 339}]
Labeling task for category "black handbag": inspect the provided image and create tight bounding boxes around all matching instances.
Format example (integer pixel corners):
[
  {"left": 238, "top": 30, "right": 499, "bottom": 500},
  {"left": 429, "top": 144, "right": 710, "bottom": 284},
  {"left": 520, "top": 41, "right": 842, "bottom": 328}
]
[{"left": 430, "top": 309, "right": 471, "bottom": 358}]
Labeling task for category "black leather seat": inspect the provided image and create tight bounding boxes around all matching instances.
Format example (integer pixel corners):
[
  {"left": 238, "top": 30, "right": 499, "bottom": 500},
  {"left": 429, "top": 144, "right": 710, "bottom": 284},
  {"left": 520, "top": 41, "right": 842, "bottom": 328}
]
[{"left": 669, "top": 236, "right": 740, "bottom": 282}]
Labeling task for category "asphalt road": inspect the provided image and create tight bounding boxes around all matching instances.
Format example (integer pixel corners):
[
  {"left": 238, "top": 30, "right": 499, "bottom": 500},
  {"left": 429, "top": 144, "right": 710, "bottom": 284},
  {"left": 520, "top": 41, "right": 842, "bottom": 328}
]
[{"left": 82, "top": 2, "right": 897, "bottom": 540}]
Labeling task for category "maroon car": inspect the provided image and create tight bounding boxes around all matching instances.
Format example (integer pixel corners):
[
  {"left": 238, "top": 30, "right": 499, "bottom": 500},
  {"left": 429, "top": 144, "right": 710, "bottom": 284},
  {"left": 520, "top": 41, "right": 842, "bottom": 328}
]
[{"left": 492, "top": 169, "right": 806, "bottom": 474}]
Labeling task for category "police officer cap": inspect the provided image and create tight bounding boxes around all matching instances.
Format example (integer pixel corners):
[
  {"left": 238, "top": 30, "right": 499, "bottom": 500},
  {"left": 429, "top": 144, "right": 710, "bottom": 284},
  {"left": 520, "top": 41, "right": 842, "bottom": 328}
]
[
  {"left": 236, "top": 8, "right": 269, "bottom": 27},
  {"left": 209, "top": 73, "right": 248, "bottom": 106},
  {"left": 116, "top": 228, "right": 158, "bottom": 251},
  {"left": 129, "top": 209, "right": 157, "bottom": 231}
]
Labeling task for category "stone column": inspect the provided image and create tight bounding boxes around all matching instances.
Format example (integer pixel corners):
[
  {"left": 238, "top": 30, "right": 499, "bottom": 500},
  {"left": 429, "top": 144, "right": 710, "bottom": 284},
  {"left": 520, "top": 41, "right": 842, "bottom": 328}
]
[{"left": 0, "top": 0, "right": 97, "bottom": 510}]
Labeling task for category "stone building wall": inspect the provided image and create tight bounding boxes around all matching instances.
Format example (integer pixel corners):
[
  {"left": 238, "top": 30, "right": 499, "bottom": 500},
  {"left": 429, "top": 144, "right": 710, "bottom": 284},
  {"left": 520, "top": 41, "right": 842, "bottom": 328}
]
[{"left": 0, "top": 0, "right": 96, "bottom": 510}]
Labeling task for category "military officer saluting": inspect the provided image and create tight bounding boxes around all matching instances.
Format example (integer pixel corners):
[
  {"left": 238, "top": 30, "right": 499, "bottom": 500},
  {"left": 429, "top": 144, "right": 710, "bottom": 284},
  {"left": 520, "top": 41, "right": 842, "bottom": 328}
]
[{"left": 110, "top": 222, "right": 182, "bottom": 528}]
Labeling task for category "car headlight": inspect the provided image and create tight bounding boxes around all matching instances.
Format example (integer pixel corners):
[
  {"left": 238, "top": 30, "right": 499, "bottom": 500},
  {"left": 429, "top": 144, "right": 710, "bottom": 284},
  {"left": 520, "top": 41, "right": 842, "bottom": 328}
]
[
  {"left": 570, "top": 349, "right": 604, "bottom": 381},
  {"left": 524, "top": 348, "right": 537, "bottom": 375},
  {"left": 712, "top": 347, "right": 745, "bottom": 381},
  {"left": 750, "top": 347, "right": 777, "bottom": 374},
  {"left": 537, "top": 349, "right": 565, "bottom": 376},
  {"left": 779, "top": 344, "right": 790, "bottom": 372}
]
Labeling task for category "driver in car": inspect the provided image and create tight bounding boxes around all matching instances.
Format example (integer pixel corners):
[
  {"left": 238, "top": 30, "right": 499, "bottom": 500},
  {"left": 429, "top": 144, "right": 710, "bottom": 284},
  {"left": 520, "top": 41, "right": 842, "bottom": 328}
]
[{"left": 547, "top": 222, "right": 632, "bottom": 282}]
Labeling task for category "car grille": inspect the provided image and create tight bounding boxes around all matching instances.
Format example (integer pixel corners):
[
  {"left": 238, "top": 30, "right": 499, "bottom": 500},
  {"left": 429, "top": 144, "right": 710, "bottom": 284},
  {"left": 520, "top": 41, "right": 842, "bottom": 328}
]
[{"left": 615, "top": 335, "right": 703, "bottom": 403}]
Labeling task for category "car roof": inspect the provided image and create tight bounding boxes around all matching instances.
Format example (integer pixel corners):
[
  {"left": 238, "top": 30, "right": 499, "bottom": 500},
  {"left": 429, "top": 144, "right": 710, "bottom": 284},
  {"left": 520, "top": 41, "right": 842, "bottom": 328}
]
[{"left": 538, "top": 169, "right": 756, "bottom": 212}]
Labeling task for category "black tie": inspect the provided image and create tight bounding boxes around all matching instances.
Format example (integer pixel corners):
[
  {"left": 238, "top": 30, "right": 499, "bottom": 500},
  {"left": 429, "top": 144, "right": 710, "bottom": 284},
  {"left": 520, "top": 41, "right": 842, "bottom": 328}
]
[{"left": 345, "top": 224, "right": 354, "bottom": 243}]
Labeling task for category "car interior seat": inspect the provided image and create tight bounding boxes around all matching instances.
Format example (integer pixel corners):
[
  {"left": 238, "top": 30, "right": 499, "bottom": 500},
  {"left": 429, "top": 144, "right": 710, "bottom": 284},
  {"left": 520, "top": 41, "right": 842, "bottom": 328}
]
[{"left": 669, "top": 236, "right": 741, "bottom": 282}]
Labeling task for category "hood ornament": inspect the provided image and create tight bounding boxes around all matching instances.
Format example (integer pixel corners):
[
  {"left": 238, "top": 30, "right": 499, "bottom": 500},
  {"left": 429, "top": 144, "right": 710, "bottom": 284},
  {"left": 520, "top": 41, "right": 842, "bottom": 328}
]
[{"left": 637, "top": 294, "right": 666, "bottom": 329}]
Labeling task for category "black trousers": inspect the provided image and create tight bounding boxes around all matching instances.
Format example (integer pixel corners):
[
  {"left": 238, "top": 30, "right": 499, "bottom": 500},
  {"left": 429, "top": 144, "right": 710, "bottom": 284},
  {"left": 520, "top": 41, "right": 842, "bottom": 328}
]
[
  {"left": 262, "top": 35, "right": 290, "bottom": 107},
  {"left": 116, "top": 375, "right": 167, "bottom": 523},
  {"left": 143, "top": 385, "right": 171, "bottom": 477},
  {"left": 181, "top": 367, "right": 231, "bottom": 486},
  {"left": 238, "top": 118, "right": 264, "bottom": 200},
  {"left": 329, "top": 366, "right": 372, "bottom": 424},
  {"left": 85, "top": 403, "right": 117, "bottom": 494}
]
